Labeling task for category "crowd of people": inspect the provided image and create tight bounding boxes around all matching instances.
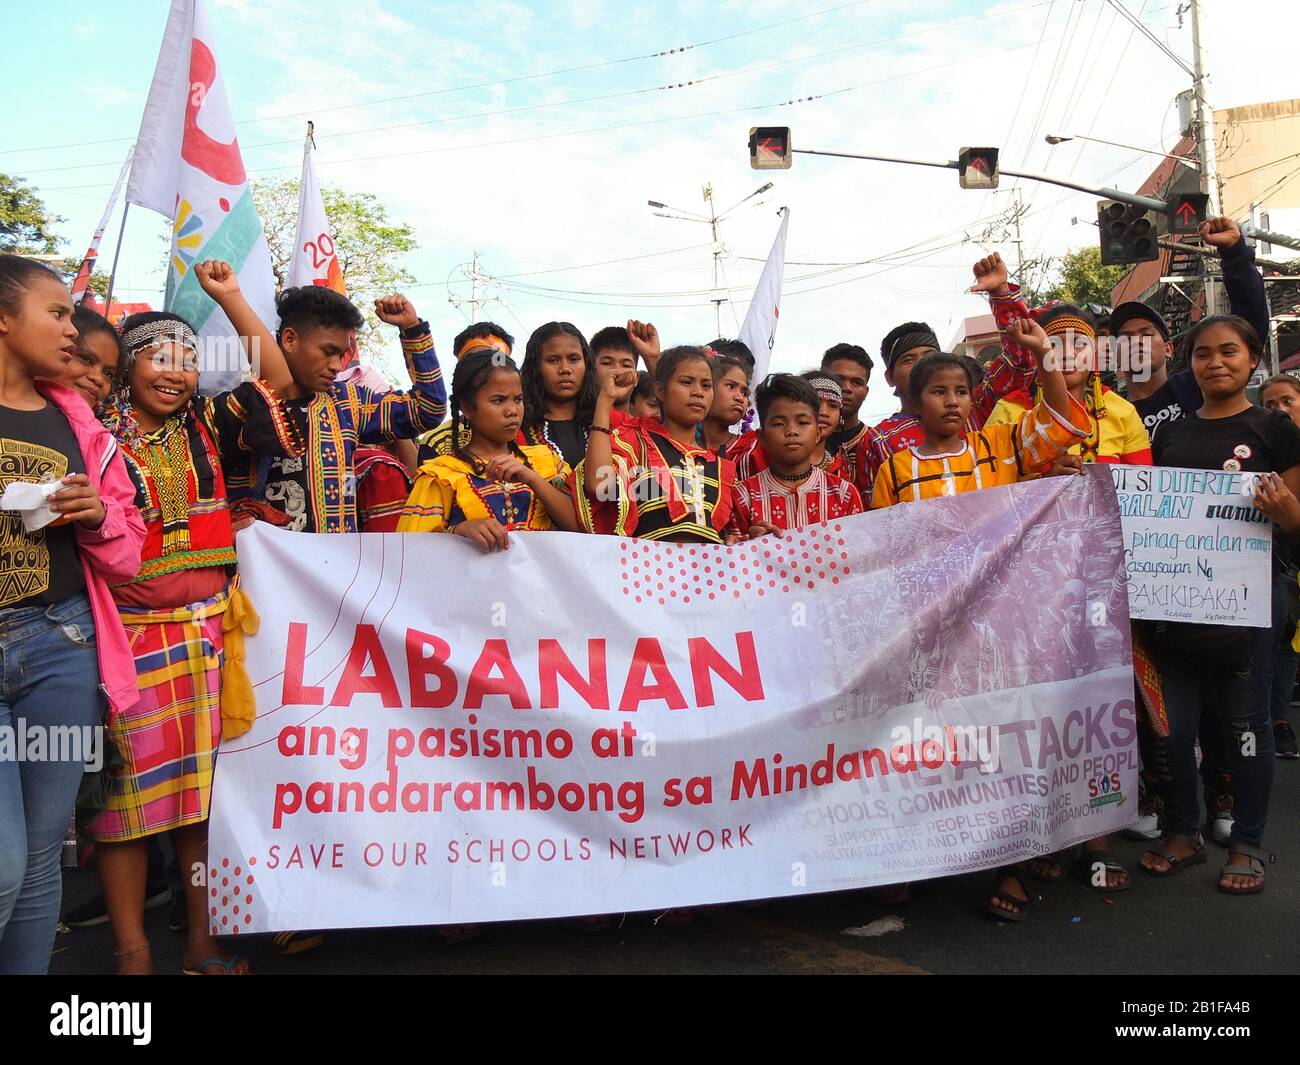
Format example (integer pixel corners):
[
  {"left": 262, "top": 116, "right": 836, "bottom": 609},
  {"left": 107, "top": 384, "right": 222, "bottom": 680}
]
[{"left": 0, "top": 211, "right": 1296, "bottom": 975}]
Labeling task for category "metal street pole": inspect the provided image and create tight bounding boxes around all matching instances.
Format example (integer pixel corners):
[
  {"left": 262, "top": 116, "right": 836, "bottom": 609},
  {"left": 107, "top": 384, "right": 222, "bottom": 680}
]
[{"left": 791, "top": 148, "right": 1168, "bottom": 212}]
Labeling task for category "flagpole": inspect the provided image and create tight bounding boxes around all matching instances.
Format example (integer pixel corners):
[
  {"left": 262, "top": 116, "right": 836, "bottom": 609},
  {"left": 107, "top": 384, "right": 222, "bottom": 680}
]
[{"left": 102, "top": 201, "right": 132, "bottom": 320}]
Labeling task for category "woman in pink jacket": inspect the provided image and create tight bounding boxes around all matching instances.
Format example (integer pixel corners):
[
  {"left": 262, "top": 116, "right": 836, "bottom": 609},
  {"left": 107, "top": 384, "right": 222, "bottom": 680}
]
[{"left": 0, "top": 255, "right": 144, "bottom": 974}]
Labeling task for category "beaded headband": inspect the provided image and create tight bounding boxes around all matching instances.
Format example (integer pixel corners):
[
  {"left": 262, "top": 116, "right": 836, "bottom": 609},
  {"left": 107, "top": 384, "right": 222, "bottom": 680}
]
[
  {"left": 1041, "top": 314, "right": 1096, "bottom": 342},
  {"left": 121, "top": 318, "right": 199, "bottom": 356},
  {"left": 804, "top": 375, "right": 843, "bottom": 406}
]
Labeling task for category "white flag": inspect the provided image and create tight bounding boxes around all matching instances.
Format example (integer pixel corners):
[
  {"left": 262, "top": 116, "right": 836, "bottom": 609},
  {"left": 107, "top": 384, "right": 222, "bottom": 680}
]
[
  {"left": 739, "top": 208, "right": 789, "bottom": 384},
  {"left": 127, "top": 0, "right": 276, "bottom": 387},
  {"left": 288, "top": 131, "right": 344, "bottom": 293},
  {"left": 70, "top": 146, "right": 134, "bottom": 305}
]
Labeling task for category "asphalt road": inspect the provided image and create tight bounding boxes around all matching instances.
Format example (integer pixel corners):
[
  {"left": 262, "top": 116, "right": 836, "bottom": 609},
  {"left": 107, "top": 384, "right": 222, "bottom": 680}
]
[{"left": 50, "top": 758, "right": 1299, "bottom": 976}]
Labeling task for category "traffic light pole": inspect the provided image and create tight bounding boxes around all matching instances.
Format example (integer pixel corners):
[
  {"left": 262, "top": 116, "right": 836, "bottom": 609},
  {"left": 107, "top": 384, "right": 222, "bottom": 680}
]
[{"left": 791, "top": 149, "right": 1168, "bottom": 213}]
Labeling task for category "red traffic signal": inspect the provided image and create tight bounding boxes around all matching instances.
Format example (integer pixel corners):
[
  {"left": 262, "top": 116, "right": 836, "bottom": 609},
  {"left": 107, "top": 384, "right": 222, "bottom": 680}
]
[
  {"left": 749, "top": 127, "right": 791, "bottom": 170},
  {"left": 1169, "top": 192, "right": 1209, "bottom": 235},
  {"left": 958, "top": 147, "right": 999, "bottom": 189}
]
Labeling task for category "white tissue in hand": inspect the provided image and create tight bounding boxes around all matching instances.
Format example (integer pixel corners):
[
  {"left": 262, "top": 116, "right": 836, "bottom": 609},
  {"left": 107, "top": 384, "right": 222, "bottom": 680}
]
[
  {"left": 0, "top": 480, "right": 63, "bottom": 532},
  {"left": 1239, "top": 473, "right": 1261, "bottom": 497}
]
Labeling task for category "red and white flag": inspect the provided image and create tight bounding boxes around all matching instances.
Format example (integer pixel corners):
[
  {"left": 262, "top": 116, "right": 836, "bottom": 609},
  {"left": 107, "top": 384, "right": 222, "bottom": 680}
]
[{"left": 69, "top": 146, "right": 134, "bottom": 305}]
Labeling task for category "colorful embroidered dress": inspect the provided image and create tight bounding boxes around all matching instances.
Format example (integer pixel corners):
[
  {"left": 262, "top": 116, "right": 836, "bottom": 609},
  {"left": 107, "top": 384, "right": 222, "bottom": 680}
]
[
  {"left": 863, "top": 284, "right": 1040, "bottom": 498},
  {"left": 573, "top": 417, "right": 738, "bottom": 543},
  {"left": 235, "top": 322, "right": 445, "bottom": 532},
  {"left": 92, "top": 399, "right": 245, "bottom": 842},
  {"left": 870, "top": 394, "right": 1091, "bottom": 508},
  {"left": 398, "top": 444, "right": 571, "bottom": 533}
]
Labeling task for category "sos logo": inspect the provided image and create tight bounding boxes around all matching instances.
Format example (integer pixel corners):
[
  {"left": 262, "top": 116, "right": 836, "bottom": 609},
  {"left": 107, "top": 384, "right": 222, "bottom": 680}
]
[{"left": 1087, "top": 772, "right": 1122, "bottom": 799}]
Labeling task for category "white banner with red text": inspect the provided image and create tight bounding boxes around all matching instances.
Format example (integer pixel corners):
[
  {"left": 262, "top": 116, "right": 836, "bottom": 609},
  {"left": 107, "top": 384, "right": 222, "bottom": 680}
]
[{"left": 207, "top": 467, "right": 1136, "bottom": 932}]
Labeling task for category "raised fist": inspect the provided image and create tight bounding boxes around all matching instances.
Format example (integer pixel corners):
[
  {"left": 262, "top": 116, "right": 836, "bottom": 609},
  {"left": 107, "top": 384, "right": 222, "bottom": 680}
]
[
  {"left": 969, "top": 253, "right": 1010, "bottom": 295},
  {"left": 374, "top": 295, "right": 419, "bottom": 330}
]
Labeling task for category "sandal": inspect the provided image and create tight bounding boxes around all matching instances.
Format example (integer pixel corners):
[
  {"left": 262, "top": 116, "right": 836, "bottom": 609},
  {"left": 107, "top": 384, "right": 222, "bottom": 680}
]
[
  {"left": 986, "top": 866, "right": 1033, "bottom": 923},
  {"left": 1026, "top": 849, "right": 1073, "bottom": 883},
  {"left": 182, "top": 953, "right": 249, "bottom": 975},
  {"left": 1218, "top": 843, "right": 1273, "bottom": 896},
  {"left": 1077, "top": 851, "right": 1130, "bottom": 893},
  {"left": 1140, "top": 834, "right": 1206, "bottom": 878}
]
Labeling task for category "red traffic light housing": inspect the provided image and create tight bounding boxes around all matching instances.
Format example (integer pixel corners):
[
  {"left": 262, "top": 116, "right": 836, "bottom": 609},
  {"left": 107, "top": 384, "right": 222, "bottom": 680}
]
[
  {"left": 1169, "top": 192, "right": 1209, "bottom": 235},
  {"left": 749, "top": 127, "right": 792, "bottom": 170},
  {"left": 1097, "top": 200, "right": 1159, "bottom": 265},
  {"left": 958, "top": 147, "right": 999, "bottom": 189}
]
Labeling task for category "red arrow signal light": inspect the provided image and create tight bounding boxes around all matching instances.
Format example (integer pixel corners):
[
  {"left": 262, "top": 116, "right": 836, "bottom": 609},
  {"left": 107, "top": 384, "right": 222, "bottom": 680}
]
[
  {"left": 1168, "top": 192, "right": 1208, "bottom": 234},
  {"left": 749, "top": 127, "right": 792, "bottom": 170},
  {"left": 958, "top": 146, "right": 999, "bottom": 189}
]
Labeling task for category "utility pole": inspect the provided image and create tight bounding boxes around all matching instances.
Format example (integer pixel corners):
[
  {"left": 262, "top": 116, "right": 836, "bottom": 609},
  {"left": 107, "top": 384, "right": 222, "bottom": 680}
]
[
  {"left": 704, "top": 183, "right": 724, "bottom": 337},
  {"left": 1188, "top": 0, "right": 1221, "bottom": 313},
  {"left": 447, "top": 250, "right": 495, "bottom": 323}
]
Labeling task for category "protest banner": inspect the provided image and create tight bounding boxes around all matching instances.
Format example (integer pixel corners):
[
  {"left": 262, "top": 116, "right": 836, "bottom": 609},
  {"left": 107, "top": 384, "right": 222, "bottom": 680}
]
[
  {"left": 1112, "top": 464, "right": 1272, "bottom": 627},
  {"left": 207, "top": 467, "right": 1136, "bottom": 933}
]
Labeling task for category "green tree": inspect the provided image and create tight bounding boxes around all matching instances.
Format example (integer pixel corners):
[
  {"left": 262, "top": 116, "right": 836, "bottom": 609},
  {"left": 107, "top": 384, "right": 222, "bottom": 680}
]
[
  {"left": 1023, "top": 245, "right": 1128, "bottom": 309},
  {"left": 60, "top": 259, "right": 111, "bottom": 300},
  {"left": 0, "top": 172, "right": 63, "bottom": 253},
  {"left": 252, "top": 178, "right": 418, "bottom": 367}
]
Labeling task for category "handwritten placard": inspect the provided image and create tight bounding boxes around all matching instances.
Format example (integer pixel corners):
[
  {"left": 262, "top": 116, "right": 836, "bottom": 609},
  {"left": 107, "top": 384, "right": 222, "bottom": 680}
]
[{"left": 1111, "top": 465, "right": 1272, "bottom": 627}]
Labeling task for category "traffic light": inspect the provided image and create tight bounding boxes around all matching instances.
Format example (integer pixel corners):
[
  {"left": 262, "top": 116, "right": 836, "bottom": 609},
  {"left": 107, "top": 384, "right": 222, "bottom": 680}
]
[
  {"left": 749, "top": 127, "right": 791, "bottom": 170},
  {"left": 958, "top": 147, "right": 999, "bottom": 189},
  {"left": 1097, "top": 200, "right": 1159, "bottom": 265},
  {"left": 1168, "top": 191, "right": 1209, "bottom": 235}
]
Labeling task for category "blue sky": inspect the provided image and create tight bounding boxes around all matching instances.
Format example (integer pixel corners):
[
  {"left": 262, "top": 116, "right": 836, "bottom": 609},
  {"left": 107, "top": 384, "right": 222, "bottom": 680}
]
[{"left": 3, "top": 0, "right": 1295, "bottom": 420}]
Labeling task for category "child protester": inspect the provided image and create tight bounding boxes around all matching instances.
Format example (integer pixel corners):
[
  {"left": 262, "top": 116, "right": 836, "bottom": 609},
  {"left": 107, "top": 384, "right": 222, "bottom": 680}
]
[
  {"left": 399, "top": 350, "right": 579, "bottom": 547},
  {"left": 628, "top": 371, "right": 660, "bottom": 420},
  {"left": 519, "top": 322, "right": 600, "bottom": 468},
  {"left": 201, "top": 275, "right": 446, "bottom": 532},
  {"left": 987, "top": 302, "right": 1153, "bottom": 901},
  {"left": 578, "top": 346, "right": 739, "bottom": 544},
  {"left": 987, "top": 304, "right": 1151, "bottom": 468},
  {"left": 1140, "top": 316, "right": 1300, "bottom": 896},
  {"left": 870, "top": 316, "right": 1090, "bottom": 509},
  {"left": 732, "top": 374, "right": 863, "bottom": 537},
  {"left": 799, "top": 370, "right": 848, "bottom": 477},
  {"left": 1260, "top": 373, "right": 1300, "bottom": 760},
  {"left": 698, "top": 351, "right": 752, "bottom": 453},
  {"left": 0, "top": 256, "right": 145, "bottom": 974},
  {"left": 57, "top": 305, "right": 121, "bottom": 410},
  {"left": 417, "top": 322, "right": 515, "bottom": 464},
  {"left": 864, "top": 253, "right": 1041, "bottom": 495}
]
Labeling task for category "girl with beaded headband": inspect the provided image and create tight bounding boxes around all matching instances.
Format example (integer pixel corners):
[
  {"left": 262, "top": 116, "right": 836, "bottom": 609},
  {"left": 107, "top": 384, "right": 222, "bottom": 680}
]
[
  {"left": 979, "top": 304, "right": 1151, "bottom": 918},
  {"left": 89, "top": 260, "right": 294, "bottom": 975},
  {"left": 0, "top": 254, "right": 145, "bottom": 974},
  {"left": 398, "top": 349, "right": 579, "bottom": 549}
]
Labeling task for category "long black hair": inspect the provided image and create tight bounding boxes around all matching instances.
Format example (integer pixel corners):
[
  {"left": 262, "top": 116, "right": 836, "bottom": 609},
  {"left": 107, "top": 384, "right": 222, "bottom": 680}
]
[
  {"left": 520, "top": 321, "right": 599, "bottom": 434},
  {"left": 449, "top": 349, "right": 533, "bottom": 474}
]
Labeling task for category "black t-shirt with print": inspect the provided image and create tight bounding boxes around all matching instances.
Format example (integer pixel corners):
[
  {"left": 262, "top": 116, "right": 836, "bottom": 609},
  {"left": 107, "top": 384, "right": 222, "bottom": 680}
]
[
  {"left": 1151, "top": 405, "right": 1300, "bottom": 659},
  {"left": 1153, "top": 404, "right": 1300, "bottom": 474},
  {"left": 262, "top": 400, "right": 315, "bottom": 532},
  {"left": 0, "top": 403, "right": 87, "bottom": 610}
]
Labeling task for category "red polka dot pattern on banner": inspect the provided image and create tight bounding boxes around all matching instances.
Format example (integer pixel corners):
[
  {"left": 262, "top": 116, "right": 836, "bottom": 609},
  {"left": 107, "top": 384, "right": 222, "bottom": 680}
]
[
  {"left": 614, "top": 525, "right": 850, "bottom": 604},
  {"left": 209, "top": 855, "right": 258, "bottom": 933}
]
